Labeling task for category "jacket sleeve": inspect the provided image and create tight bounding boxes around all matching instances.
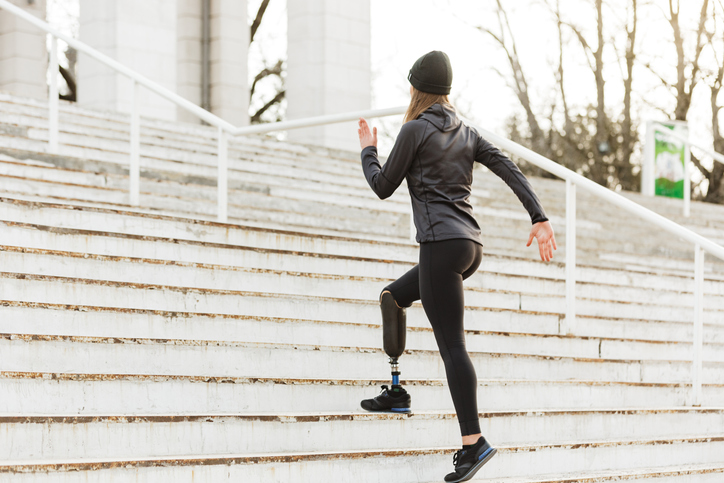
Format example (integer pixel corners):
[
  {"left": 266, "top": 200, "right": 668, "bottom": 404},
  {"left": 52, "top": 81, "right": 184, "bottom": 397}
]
[
  {"left": 474, "top": 133, "right": 548, "bottom": 224},
  {"left": 360, "top": 122, "right": 421, "bottom": 200}
]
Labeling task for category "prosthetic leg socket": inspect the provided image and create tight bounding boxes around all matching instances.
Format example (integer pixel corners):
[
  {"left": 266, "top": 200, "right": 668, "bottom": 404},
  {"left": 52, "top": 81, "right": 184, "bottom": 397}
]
[{"left": 381, "top": 291, "right": 406, "bottom": 387}]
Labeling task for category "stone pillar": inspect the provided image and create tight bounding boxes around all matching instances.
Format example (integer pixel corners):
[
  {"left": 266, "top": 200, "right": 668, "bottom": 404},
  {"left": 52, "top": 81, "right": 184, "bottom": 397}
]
[
  {"left": 176, "top": 0, "right": 202, "bottom": 124},
  {"left": 286, "top": 0, "right": 371, "bottom": 151},
  {"left": 78, "top": 0, "right": 178, "bottom": 120},
  {"left": 0, "top": 0, "right": 48, "bottom": 99},
  {"left": 209, "top": 0, "right": 248, "bottom": 126}
]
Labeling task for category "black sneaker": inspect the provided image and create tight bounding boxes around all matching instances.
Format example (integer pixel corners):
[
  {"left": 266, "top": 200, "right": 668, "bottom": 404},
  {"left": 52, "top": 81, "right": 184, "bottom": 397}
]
[
  {"left": 360, "top": 384, "right": 411, "bottom": 413},
  {"left": 444, "top": 436, "right": 497, "bottom": 483}
]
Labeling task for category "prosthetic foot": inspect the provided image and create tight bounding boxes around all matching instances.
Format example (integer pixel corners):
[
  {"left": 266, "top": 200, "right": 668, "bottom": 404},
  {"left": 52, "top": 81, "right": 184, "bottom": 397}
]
[{"left": 360, "top": 291, "right": 411, "bottom": 413}]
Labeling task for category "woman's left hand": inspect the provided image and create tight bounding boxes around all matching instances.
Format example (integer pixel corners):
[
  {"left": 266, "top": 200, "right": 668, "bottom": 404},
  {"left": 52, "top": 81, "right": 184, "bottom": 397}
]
[
  {"left": 358, "top": 118, "right": 377, "bottom": 149},
  {"left": 527, "top": 220, "right": 557, "bottom": 262}
]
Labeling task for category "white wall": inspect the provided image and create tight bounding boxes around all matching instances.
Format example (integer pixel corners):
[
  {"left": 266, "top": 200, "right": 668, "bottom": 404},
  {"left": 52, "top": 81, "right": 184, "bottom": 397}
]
[
  {"left": 287, "top": 0, "right": 371, "bottom": 151},
  {"left": 0, "top": 0, "right": 48, "bottom": 99}
]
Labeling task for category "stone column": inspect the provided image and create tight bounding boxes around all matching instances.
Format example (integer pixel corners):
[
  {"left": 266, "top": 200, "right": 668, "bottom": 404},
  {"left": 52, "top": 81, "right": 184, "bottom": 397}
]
[
  {"left": 286, "top": 0, "right": 371, "bottom": 151},
  {"left": 176, "top": 0, "right": 202, "bottom": 124},
  {"left": 78, "top": 0, "right": 178, "bottom": 120},
  {"left": 0, "top": 0, "right": 48, "bottom": 99},
  {"left": 209, "top": 0, "right": 248, "bottom": 126}
]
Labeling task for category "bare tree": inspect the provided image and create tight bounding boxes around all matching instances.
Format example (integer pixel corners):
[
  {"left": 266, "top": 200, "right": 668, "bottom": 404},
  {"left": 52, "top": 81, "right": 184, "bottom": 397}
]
[
  {"left": 248, "top": 0, "right": 286, "bottom": 124},
  {"left": 667, "top": 0, "right": 710, "bottom": 121},
  {"left": 483, "top": 0, "right": 640, "bottom": 190},
  {"left": 703, "top": 1, "right": 724, "bottom": 202},
  {"left": 479, "top": 0, "right": 552, "bottom": 161}
]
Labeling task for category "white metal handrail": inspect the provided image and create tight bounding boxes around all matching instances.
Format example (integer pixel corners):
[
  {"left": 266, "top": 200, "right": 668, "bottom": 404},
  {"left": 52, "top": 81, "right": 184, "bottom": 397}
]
[{"left": 2, "top": 0, "right": 722, "bottom": 407}]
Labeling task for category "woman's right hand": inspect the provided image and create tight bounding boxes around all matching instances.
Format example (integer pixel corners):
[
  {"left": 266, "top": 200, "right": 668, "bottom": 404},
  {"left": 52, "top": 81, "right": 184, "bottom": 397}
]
[
  {"left": 527, "top": 221, "right": 557, "bottom": 262},
  {"left": 358, "top": 118, "right": 377, "bottom": 149}
]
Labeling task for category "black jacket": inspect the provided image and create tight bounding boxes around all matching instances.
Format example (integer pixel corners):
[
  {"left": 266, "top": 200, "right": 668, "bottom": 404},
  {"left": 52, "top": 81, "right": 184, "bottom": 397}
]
[{"left": 361, "top": 103, "right": 548, "bottom": 244}]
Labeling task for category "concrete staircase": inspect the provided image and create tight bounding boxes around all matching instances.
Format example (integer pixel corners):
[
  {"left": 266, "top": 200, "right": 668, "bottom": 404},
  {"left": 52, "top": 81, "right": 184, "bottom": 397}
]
[{"left": 1, "top": 91, "right": 723, "bottom": 482}]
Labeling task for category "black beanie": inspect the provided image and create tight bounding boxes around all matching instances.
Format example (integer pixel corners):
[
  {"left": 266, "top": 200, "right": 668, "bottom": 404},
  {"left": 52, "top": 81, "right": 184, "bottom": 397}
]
[{"left": 408, "top": 51, "right": 453, "bottom": 95}]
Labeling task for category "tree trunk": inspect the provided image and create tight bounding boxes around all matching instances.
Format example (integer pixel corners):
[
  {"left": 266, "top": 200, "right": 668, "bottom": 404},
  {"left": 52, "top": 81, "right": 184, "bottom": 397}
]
[{"left": 621, "top": 0, "right": 637, "bottom": 172}]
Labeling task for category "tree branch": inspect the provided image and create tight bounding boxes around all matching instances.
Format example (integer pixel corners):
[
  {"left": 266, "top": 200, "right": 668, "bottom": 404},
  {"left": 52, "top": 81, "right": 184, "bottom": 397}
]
[
  {"left": 251, "top": 89, "right": 286, "bottom": 124},
  {"left": 690, "top": 152, "right": 712, "bottom": 178},
  {"left": 250, "top": 59, "right": 284, "bottom": 100},
  {"left": 250, "top": 0, "right": 271, "bottom": 44}
]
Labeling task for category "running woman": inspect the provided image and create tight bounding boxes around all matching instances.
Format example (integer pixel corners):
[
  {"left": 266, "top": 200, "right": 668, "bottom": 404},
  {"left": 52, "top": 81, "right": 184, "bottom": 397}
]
[{"left": 357, "top": 51, "right": 556, "bottom": 482}]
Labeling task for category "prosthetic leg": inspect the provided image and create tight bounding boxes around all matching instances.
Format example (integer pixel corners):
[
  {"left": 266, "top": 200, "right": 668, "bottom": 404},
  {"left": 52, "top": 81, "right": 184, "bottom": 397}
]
[
  {"left": 380, "top": 290, "right": 406, "bottom": 387},
  {"left": 360, "top": 290, "right": 411, "bottom": 413}
]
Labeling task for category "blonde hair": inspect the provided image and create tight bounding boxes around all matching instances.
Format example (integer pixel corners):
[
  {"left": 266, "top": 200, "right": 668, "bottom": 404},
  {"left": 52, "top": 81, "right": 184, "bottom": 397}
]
[{"left": 404, "top": 87, "right": 453, "bottom": 123}]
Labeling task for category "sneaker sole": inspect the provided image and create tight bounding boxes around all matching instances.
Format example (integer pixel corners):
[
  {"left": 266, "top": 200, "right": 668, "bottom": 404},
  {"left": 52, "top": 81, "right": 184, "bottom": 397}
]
[
  {"left": 446, "top": 447, "right": 497, "bottom": 483},
  {"left": 359, "top": 405, "right": 412, "bottom": 414}
]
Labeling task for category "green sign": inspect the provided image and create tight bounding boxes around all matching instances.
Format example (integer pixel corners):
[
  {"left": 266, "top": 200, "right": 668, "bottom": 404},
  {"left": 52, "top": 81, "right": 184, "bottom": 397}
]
[{"left": 654, "top": 124, "right": 687, "bottom": 199}]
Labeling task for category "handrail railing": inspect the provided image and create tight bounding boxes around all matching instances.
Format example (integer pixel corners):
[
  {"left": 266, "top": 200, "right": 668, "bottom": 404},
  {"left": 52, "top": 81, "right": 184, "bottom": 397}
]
[{"left": 2, "top": 0, "right": 721, "bottom": 407}]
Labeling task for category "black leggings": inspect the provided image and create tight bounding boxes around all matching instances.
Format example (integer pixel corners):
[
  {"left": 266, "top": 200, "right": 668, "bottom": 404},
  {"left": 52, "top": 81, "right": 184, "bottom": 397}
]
[{"left": 383, "top": 238, "right": 483, "bottom": 436}]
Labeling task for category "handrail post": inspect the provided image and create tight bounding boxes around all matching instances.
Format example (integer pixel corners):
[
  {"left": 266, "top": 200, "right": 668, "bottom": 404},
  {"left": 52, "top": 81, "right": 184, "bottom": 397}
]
[
  {"left": 48, "top": 35, "right": 59, "bottom": 154},
  {"left": 565, "top": 179, "right": 577, "bottom": 335},
  {"left": 692, "top": 244, "right": 704, "bottom": 406},
  {"left": 129, "top": 80, "right": 140, "bottom": 206},
  {"left": 217, "top": 127, "right": 228, "bottom": 223}
]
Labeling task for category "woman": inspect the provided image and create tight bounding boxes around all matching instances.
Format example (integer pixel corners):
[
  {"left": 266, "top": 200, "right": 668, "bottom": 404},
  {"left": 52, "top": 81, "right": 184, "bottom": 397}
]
[{"left": 357, "top": 51, "right": 556, "bottom": 483}]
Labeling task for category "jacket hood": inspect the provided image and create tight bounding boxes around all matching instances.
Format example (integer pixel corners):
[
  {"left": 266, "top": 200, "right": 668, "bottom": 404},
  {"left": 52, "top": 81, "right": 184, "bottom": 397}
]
[{"left": 419, "top": 103, "right": 461, "bottom": 132}]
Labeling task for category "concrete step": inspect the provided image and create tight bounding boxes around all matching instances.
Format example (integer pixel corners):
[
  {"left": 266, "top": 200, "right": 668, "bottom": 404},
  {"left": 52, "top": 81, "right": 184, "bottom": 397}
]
[
  {"left": 4, "top": 219, "right": 724, "bottom": 314},
  {"left": 3, "top": 194, "right": 724, "bottom": 294},
  {"left": 3, "top": 277, "right": 722, "bottom": 373},
  {"left": 0, "top": 100, "right": 362, "bottom": 166},
  {"left": 2, "top": 409, "right": 723, "bottom": 460},
  {"left": 1, "top": 144, "right": 722, "bottom": 274},
  {"left": 0, "top": 173, "right": 413, "bottom": 240},
  {"left": 3, "top": 188, "right": 713, "bottom": 291},
  {"left": 0, "top": 153, "right": 410, "bottom": 217},
  {"left": 0, "top": 126, "right": 376, "bottom": 193},
  {"left": 0, "top": 97, "right": 364, "bottom": 169},
  {"left": 3, "top": 203, "right": 723, "bottom": 296},
  {"left": 0, "top": 151, "right": 410, "bottom": 213},
  {"left": 2, "top": 333, "right": 722, "bottom": 384},
  {"left": 3, "top": 371, "right": 721, "bottom": 414},
  {"left": 4, "top": 297, "right": 722, "bottom": 364},
  {"left": 2, "top": 442, "right": 723, "bottom": 482},
  {"left": 5, "top": 297, "right": 724, "bottom": 349},
  {"left": 1, "top": 179, "right": 716, "bottom": 273},
  {"left": 0, "top": 190, "right": 412, "bottom": 245},
  {"left": 2, "top": 247, "right": 723, "bottom": 327}
]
